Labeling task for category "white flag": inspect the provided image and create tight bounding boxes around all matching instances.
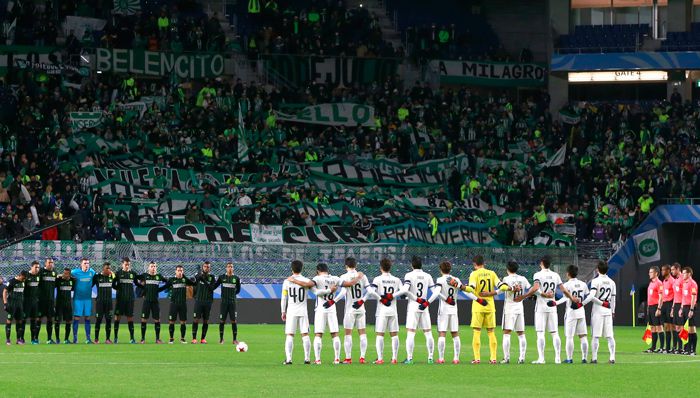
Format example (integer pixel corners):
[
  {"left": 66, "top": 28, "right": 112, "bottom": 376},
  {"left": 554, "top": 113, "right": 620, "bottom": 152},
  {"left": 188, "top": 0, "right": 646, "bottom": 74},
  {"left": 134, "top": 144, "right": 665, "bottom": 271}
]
[
  {"left": 634, "top": 229, "right": 661, "bottom": 264},
  {"left": 540, "top": 145, "right": 566, "bottom": 168}
]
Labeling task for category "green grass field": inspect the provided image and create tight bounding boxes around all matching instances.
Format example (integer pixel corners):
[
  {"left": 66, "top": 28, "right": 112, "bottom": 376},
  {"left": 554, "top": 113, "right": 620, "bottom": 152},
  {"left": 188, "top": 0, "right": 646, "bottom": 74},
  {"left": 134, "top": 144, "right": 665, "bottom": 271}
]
[{"left": 0, "top": 325, "right": 696, "bottom": 397}]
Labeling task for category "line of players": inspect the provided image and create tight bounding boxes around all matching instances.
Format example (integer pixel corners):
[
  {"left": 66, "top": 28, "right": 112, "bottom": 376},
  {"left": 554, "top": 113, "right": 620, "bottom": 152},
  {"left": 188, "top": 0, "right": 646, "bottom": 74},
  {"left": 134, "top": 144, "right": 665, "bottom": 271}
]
[
  {"left": 3, "top": 257, "right": 241, "bottom": 345},
  {"left": 645, "top": 263, "right": 698, "bottom": 355},
  {"left": 280, "top": 255, "right": 619, "bottom": 365}
]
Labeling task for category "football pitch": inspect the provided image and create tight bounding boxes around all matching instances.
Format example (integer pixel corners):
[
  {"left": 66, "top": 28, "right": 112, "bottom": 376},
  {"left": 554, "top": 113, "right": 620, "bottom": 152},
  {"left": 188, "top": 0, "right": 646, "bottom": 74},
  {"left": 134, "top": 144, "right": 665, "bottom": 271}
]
[{"left": 1, "top": 325, "right": 696, "bottom": 397}]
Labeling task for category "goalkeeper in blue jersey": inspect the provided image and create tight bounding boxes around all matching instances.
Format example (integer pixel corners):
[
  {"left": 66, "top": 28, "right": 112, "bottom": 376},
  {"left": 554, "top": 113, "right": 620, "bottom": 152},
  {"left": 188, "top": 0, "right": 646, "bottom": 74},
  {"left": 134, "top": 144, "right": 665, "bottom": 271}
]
[{"left": 71, "top": 258, "right": 96, "bottom": 344}]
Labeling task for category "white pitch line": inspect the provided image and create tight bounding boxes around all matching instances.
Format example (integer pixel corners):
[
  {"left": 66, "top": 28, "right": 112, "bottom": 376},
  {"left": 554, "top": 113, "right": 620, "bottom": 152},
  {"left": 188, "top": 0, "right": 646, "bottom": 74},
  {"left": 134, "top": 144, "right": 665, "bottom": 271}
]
[
  {"left": 627, "top": 359, "right": 700, "bottom": 364},
  {"left": 0, "top": 361, "right": 221, "bottom": 366}
]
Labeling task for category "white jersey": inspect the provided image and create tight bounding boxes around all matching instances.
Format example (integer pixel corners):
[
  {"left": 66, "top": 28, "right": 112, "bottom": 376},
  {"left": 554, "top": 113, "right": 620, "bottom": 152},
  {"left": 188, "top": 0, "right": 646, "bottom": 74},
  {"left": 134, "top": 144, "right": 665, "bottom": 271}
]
[
  {"left": 281, "top": 275, "right": 312, "bottom": 317},
  {"left": 339, "top": 270, "right": 370, "bottom": 314},
  {"left": 589, "top": 274, "right": 616, "bottom": 317},
  {"left": 372, "top": 273, "right": 403, "bottom": 317},
  {"left": 533, "top": 269, "right": 563, "bottom": 313},
  {"left": 435, "top": 275, "right": 459, "bottom": 315},
  {"left": 313, "top": 274, "right": 341, "bottom": 313},
  {"left": 502, "top": 274, "right": 531, "bottom": 315},
  {"left": 403, "top": 269, "right": 435, "bottom": 312},
  {"left": 562, "top": 278, "right": 589, "bottom": 320}
]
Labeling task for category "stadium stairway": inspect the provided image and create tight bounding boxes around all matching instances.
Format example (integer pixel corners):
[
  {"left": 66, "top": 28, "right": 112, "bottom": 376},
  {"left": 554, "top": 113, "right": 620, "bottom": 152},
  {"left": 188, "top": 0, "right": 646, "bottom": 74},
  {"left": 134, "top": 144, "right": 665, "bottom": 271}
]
[
  {"left": 348, "top": 0, "right": 403, "bottom": 50},
  {"left": 204, "top": 0, "right": 237, "bottom": 45}
]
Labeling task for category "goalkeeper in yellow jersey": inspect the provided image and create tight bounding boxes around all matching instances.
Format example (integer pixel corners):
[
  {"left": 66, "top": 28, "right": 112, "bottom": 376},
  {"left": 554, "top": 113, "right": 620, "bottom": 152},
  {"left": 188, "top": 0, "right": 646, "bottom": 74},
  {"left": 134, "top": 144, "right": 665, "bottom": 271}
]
[{"left": 448, "top": 255, "right": 512, "bottom": 364}]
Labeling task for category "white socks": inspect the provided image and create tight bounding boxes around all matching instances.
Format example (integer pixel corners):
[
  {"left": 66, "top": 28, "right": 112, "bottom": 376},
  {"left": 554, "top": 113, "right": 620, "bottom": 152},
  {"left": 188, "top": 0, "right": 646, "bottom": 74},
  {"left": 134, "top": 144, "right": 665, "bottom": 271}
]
[
  {"left": 376, "top": 335, "right": 384, "bottom": 360},
  {"left": 438, "top": 336, "right": 446, "bottom": 361},
  {"left": 536, "top": 332, "right": 546, "bottom": 362},
  {"left": 580, "top": 336, "right": 589, "bottom": 361},
  {"left": 285, "top": 335, "right": 294, "bottom": 362},
  {"left": 607, "top": 337, "right": 616, "bottom": 361},
  {"left": 302, "top": 335, "right": 311, "bottom": 361},
  {"left": 344, "top": 335, "right": 352, "bottom": 360},
  {"left": 313, "top": 336, "right": 322, "bottom": 361},
  {"left": 517, "top": 334, "right": 527, "bottom": 362},
  {"left": 332, "top": 336, "right": 341, "bottom": 361},
  {"left": 566, "top": 336, "right": 574, "bottom": 361},
  {"left": 391, "top": 336, "right": 399, "bottom": 361},
  {"left": 359, "top": 334, "right": 367, "bottom": 358},
  {"left": 552, "top": 333, "right": 562, "bottom": 362},
  {"left": 502, "top": 333, "right": 511, "bottom": 360},
  {"left": 591, "top": 337, "right": 599, "bottom": 361},
  {"left": 425, "top": 331, "right": 434, "bottom": 360},
  {"left": 453, "top": 336, "right": 461, "bottom": 361},
  {"left": 406, "top": 331, "right": 415, "bottom": 360}
]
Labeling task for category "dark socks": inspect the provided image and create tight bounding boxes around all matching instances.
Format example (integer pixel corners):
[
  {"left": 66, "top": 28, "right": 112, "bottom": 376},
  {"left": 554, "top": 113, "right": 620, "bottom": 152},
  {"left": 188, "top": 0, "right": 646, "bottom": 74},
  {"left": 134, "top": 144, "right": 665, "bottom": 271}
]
[
  {"left": 155, "top": 323, "right": 161, "bottom": 340},
  {"left": 141, "top": 322, "right": 147, "bottom": 340},
  {"left": 169, "top": 323, "right": 175, "bottom": 340},
  {"left": 64, "top": 323, "right": 71, "bottom": 341},
  {"left": 233, "top": 323, "right": 238, "bottom": 341},
  {"left": 202, "top": 323, "right": 208, "bottom": 339},
  {"left": 219, "top": 322, "right": 225, "bottom": 341},
  {"left": 652, "top": 332, "right": 658, "bottom": 349},
  {"left": 128, "top": 321, "right": 134, "bottom": 340},
  {"left": 192, "top": 322, "right": 199, "bottom": 340},
  {"left": 665, "top": 331, "right": 672, "bottom": 350},
  {"left": 114, "top": 320, "right": 120, "bottom": 340},
  {"left": 180, "top": 324, "right": 186, "bottom": 339},
  {"left": 95, "top": 316, "right": 102, "bottom": 341},
  {"left": 54, "top": 320, "right": 60, "bottom": 341},
  {"left": 46, "top": 320, "right": 53, "bottom": 341},
  {"left": 106, "top": 318, "right": 112, "bottom": 340},
  {"left": 5, "top": 323, "right": 11, "bottom": 340}
]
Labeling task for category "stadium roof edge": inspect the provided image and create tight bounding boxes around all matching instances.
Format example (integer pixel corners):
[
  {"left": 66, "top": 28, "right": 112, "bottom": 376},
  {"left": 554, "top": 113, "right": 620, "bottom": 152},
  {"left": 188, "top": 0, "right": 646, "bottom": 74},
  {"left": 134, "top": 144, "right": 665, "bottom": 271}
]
[{"left": 551, "top": 51, "right": 700, "bottom": 72}]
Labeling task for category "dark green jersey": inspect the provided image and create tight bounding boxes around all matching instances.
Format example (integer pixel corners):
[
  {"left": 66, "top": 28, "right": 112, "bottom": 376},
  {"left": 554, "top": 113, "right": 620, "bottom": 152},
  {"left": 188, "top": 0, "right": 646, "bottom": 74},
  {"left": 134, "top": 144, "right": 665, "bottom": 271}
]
[
  {"left": 55, "top": 277, "right": 75, "bottom": 307},
  {"left": 38, "top": 268, "right": 58, "bottom": 302},
  {"left": 24, "top": 272, "right": 41, "bottom": 303},
  {"left": 215, "top": 274, "right": 241, "bottom": 302},
  {"left": 166, "top": 276, "right": 195, "bottom": 305},
  {"left": 194, "top": 273, "right": 216, "bottom": 303},
  {"left": 113, "top": 270, "right": 138, "bottom": 302},
  {"left": 138, "top": 273, "right": 166, "bottom": 302},
  {"left": 92, "top": 274, "right": 114, "bottom": 302},
  {"left": 6, "top": 278, "right": 25, "bottom": 306}
]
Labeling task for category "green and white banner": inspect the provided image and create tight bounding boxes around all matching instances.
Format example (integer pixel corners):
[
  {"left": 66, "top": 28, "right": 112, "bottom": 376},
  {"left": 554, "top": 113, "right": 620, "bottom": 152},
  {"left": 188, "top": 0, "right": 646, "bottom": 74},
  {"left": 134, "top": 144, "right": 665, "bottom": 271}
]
[
  {"left": 634, "top": 229, "right": 661, "bottom": 264},
  {"left": 69, "top": 112, "right": 104, "bottom": 131},
  {"left": 95, "top": 48, "right": 225, "bottom": 78},
  {"left": 559, "top": 110, "right": 581, "bottom": 124},
  {"left": 113, "top": 0, "right": 141, "bottom": 15},
  {"left": 276, "top": 103, "right": 376, "bottom": 127},
  {"left": 431, "top": 59, "right": 547, "bottom": 87}
]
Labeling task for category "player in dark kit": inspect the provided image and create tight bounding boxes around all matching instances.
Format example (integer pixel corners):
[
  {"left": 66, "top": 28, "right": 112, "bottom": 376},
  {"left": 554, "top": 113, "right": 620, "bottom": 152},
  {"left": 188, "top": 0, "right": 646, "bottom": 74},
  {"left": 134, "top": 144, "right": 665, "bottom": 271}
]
[
  {"left": 38, "top": 258, "right": 58, "bottom": 343},
  {"left": 137, "top": 261, "right": 167, "bottom": 344},
  {"left": 24, "top": 261, "right": 41, "bottom": 344},
  {"left": 216, "top": 262, "right": 241, "bottom": 344},
  {"left": 192, "top": 261, "right": 216, "bottom": 344},
  {"left": 164, "top": 265, "right": 196, "bottom": 344},
  {"left": 112, "top": 258, "right": 139, "bottom": 344},
  {"left": 4, "top": 271, "right": 28, "bottom": 345},
  {"left": 92, "top": 262, "right": 115, "bottom": 344},
  {"left": 55, "top": 268, "right": 75, "bottom": 344}
]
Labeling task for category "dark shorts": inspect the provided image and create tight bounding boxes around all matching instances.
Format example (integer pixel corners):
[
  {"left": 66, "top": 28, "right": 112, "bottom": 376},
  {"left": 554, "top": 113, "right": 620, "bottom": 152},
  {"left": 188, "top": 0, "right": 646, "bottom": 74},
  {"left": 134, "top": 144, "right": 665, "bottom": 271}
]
[
  {"left": 661, "top": 301, "right": 674, "bottom": 324},
  {"left": 168, "top": 302, "right": 187, "bottom": 322},
  {"left": 39, "top": 299, "right": 55, "bottom": 318},
  {"left": 682, "top": 305, "right": 696, "bottom": 328},
  {"left": 193, "top": 301, "right": 212, "bottom": 321},
  {"left": 95, "top": 300, "right": 113, "bottom": 318},
  {"left": 54, "top": 303, "right": 72, "bottom": 322},
  {"left": 6, "top": 304, "right": 24, "bottom": 321},
  {"left": 219, "top": 301, "right": 237, "bottom": 322},
  {"left": 673, "top": 303, "right": 684, "bottom": 326},
  {"left": 115, "top": 300, "right": 134, "bottom": 318},
  {"left": 23, "top": 299, "right": 39, "bottom": 319},
  {"left": 647, "top": 304, "right": 661, "bottom": 326},
  {"left": 141, "top": 301, "right": 160, "bottom": 320}
]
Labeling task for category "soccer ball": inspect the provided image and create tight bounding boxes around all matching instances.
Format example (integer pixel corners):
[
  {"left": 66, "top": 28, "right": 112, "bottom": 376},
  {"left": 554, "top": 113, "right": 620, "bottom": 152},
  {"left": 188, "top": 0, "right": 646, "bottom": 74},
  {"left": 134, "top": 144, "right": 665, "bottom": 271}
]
[{"left": 236, "top": 342, "right": 248, "bottom": 352}]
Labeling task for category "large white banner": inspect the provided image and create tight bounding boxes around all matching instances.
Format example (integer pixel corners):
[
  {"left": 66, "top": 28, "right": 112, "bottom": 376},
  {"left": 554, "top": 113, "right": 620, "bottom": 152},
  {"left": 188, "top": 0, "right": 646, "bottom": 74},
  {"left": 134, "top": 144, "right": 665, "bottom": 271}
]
[
  {"left": 64, "top": 16, "right": 107, "bottom": 40},
  {"left": 276, "top": 103, "right": 375, "bottom": 127},
  {"left": 634, "top": 229, "right": 661, "bottom": 264},
  {"left": 250, "top": 224, "right": 283, "bottom": 244}
]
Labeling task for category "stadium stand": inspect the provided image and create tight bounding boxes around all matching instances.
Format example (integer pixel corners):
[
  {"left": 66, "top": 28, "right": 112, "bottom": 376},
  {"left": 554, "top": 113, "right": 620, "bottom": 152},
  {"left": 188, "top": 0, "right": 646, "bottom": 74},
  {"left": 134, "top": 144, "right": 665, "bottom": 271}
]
[{"left": 556, "top": 24, "right": 650, "bottom": 54}]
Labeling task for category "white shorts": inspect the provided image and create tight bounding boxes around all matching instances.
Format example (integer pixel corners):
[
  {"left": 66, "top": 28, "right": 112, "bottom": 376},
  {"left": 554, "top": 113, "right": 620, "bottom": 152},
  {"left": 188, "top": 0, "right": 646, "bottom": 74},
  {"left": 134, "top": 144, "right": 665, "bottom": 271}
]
[
  {"left": 437, "top": 314, "right": 459, "bottom": 332},
  {"left": 535, "top": 312, "right": 558, "bottom": 333},
  {"left": 343, "top": 312, "right": 367, "bottom": 330},
  {"left": 502, "top": 312, "right": 525, "bottom": 332},
  {"left": 375, "top": 315, "right": 399, "bottom": 334},
  {"left": 564, "top": 316, "right": 587, "bottom": 337},
  {"left": 591, "top": 315, "right": 614, "bottom": 338},
  {"left": 314, "top": 311, "right": 339, "bottom": 334},
  {"left": 406, "top": 310, "right": 431, "bottom": 330},
  {"left": 285, "top": 315, "right": 310, "bottom": 335}
]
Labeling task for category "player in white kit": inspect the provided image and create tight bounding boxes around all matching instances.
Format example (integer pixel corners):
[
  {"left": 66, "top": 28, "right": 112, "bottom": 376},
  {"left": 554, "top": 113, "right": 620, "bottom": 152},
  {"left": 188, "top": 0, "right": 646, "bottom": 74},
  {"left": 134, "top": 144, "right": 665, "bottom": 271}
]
[
  {"left": 500, "top": 261, "right": 530, "bottom": 364},
  {"left": 552, "top": 265, "right": 591, "bottom": 363},
  {"left": 517, "top": 256, "right": 579, "bottom": 364},
  {"left": 586, "top": 260, "right": 616, "bottom": 364},
  {"left": 402, "top": 256, "right": 440, "bottom": 364},
  {"left": 281, "top": 260, "right": 336, "bottom": 365},
  {"left": 434, "top": 260, "right": 480, "bottom": 364},
  {"left": 333, "top": 257, "right": 374, "bottom": 364},
  {"left": 290, "top": 262, "right": 365, "bottom": 365},
  {"left": 368, "top": 258, "right": 407, "bottom": 364}
]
